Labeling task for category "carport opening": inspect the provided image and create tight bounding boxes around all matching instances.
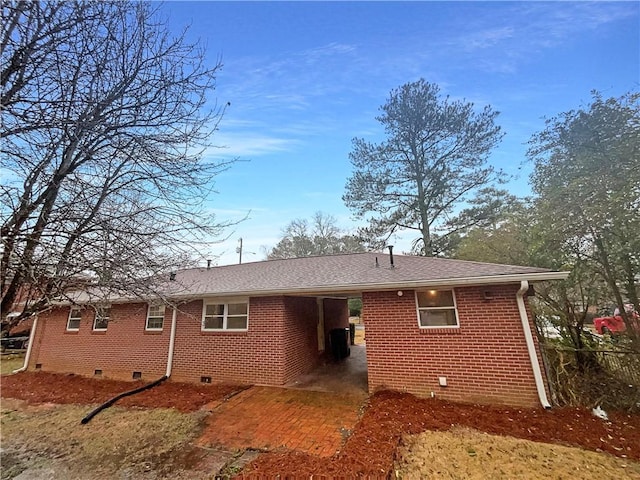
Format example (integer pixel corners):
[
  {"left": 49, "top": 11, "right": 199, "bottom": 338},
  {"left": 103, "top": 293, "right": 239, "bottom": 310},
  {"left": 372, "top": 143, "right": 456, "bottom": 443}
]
[{"left": 287, "top": 295, "right": 368, "bottom": 394}]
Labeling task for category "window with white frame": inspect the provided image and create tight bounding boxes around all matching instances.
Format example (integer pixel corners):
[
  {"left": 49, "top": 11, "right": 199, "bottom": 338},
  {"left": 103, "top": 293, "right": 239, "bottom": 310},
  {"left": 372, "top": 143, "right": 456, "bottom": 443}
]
[
  {"left": 202, "top": 300, "right": 248, "bottom": 331},
  {"left": 146, "top": 304, "right": 165, "bottom": 330},
  {"left": 416, "top": 289, "right": 459, "bottom": 328},
  {"left": 93, "top": 306, "right": 110, "bottom": 331},
  {"left": 67, "top": 308, "right": 82, "bottom": 331}
]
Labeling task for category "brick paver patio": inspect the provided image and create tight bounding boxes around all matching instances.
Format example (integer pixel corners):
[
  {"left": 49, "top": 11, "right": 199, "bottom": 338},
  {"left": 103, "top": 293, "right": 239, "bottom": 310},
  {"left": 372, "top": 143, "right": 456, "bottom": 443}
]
[{"left": 197, "top": 385, "right": 367, "bottom": 457}]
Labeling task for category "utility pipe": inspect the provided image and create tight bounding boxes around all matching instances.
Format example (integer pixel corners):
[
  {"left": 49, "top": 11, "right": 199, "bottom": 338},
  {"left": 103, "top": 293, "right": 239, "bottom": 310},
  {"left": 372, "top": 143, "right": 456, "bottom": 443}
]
[
  {"left": 13, "top": 316, "right": 38, "bottom": 374},
  {"left": 80, "top": 304, "right": 178, "bottom": 425},
  {"left": 81, "top": 375, "right": 168, "bottom": 424},
  {"left": 82, "top": 313, "right": 251, "bottom": 427},
  {"left": 517, "top": 280, "right": 551, "bottom": 409},
  {"left": 165, "top": 305, "right": 178, "bottom": 377}
]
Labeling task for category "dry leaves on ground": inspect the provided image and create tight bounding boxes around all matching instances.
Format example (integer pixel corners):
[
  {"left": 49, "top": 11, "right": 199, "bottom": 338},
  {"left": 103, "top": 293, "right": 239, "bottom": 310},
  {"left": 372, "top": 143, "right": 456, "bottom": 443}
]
[{"left": 395, "top": 426, "right": 640, "bottom": 480}]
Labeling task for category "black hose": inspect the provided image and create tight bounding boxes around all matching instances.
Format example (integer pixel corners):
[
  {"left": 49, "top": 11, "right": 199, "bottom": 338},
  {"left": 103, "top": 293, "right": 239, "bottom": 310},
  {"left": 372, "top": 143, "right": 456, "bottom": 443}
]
[{"left": 81, "top": 375, "right": 168, "bottom": 424}]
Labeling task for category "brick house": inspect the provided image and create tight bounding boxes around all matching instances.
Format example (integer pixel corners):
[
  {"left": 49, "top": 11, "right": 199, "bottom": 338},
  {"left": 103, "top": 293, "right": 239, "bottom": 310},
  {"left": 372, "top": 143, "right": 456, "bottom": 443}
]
[{"left": 21, "top": 253, "right": 567, "bottom": 407}]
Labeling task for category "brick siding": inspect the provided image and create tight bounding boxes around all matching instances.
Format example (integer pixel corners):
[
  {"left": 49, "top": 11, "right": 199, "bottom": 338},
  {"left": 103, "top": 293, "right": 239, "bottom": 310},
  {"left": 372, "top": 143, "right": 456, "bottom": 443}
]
[
  {"left": 169, "top": 296, "right": 321, "bottom": 385},
  {"left": 363, "top": 285, "right": 548, "bottom": 407},
  {"left": 29, "top": 295, "right": 323, "bottom": 386},
  {"left": 322, "top": 298, "right": 349, "bottom": 350},
  {"left": 281, "top": 297, "right": 322, "bottom": 383},
  {"left": 28, "top": 286, "right": 547, "bottom": 407},
  {"left": 29, "top": 303, "right": 170, "bottom": 380}
]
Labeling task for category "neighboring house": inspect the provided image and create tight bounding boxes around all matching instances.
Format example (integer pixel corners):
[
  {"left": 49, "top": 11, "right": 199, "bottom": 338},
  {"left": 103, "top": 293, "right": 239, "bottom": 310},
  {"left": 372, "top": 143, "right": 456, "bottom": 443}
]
[
  {"left": 23, "top": 253, "right": 567, "bottom": 407},
  {"left": 0, "top": 317, "right": 33, "bottom": 350},
  {"left": 8, "top": 317, "right": 32, "bottom": 337}
]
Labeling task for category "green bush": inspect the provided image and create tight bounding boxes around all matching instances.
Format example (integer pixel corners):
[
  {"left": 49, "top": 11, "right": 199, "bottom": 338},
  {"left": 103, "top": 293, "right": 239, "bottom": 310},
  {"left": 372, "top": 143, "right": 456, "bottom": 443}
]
[{"left": 348, "top": 298, "right": 362, "bottom": 317}]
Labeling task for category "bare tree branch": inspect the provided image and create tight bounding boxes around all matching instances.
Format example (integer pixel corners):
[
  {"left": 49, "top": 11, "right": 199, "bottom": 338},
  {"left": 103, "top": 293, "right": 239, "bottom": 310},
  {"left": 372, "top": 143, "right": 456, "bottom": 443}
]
[{"left": 1, "top": 1, "right": 235, "bottom": 331}]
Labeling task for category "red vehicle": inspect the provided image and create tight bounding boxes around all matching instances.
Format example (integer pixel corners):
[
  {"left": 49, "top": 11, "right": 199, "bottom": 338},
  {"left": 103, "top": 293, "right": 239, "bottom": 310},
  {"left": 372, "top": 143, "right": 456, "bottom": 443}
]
[
  {"left": 594, "top": 315, "right": 627, "bottom": 335},
  {"left": 593, "top": 305, "right": 639, "bottom": 335}
]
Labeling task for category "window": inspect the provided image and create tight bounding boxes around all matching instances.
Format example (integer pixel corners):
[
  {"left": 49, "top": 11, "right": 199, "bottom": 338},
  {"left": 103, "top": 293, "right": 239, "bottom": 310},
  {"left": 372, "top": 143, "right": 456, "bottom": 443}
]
[
  {"left": 202, "top": 301, "right": 248, "bottom": 331},
  {"left": 416, "top": 289, "right": 459, "bottom": 328},
  {"left": 93, "top": 306, "right": 110, "bottom": 331},
  {"left": 67, "top": 308, "right": 82, "bottom": 331},
  {"left": 146, "top": 304, "right": 165, "bottom": 330}
]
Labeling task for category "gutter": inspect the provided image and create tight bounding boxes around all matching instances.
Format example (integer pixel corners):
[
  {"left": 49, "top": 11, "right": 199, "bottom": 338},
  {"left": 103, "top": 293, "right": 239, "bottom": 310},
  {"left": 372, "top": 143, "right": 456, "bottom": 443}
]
[
  {"left": 517, "top": 280, "right": 551, "bottom": 409},
  {"left": 13, "top": 316, "right": 38, "bottom": 374},
  {"left": 165, "top": 305, "right": 178, "bottom": 377}
]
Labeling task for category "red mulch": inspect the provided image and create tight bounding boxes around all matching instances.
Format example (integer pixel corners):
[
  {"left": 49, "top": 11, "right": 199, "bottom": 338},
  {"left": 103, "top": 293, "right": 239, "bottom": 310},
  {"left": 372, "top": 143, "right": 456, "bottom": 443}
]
[
  {"left": 0, "top": 371, "right": 242, "bottom": 412},
  {"left": 2, "top": 373, "right": 638, "bottom": 478},
  {"left": 239, "top": 390, "right": 640, "bottom": 478}
]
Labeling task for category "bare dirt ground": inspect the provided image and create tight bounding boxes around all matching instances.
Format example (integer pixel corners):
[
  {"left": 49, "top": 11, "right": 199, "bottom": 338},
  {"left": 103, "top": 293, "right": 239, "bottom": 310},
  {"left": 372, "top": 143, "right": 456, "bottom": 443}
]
[{"left": 2, "top": 372, "right": 639, "bottom": 478}]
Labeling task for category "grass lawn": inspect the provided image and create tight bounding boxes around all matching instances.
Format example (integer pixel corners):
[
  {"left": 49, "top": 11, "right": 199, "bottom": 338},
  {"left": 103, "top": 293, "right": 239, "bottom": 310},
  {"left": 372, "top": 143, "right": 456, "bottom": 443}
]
[
  {"left": 395, "top": 427, "right": 640, "bottom": 479},
  {"left": 1, "top": 399, "right": 216, "bottom": 479},
  {"left": 0, "top": 353, "right": 25, "bottom": 375}
]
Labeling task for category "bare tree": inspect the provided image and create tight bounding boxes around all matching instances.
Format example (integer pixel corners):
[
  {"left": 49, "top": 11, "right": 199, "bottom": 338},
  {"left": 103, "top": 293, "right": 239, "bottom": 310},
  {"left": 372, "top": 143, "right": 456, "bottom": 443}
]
[
  {"left": 266, "top": 212, "right": 365, "bottom": 259},
  {"left": 1, "top": 1, "right": 232, "bottom": 331}
]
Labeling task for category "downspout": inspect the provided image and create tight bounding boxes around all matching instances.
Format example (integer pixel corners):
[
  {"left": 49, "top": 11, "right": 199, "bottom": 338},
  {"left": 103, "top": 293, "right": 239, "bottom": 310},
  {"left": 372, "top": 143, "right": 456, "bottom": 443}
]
[
  {"left": 517, "top": 281, "right": 551, "bottom": 409},
  {"left": 81, "top": 304, "right": 178, "bottom": 425},
  {"left": 13, "top": 316, "right": 38, "bottom": 373},
  {"left": 165, "top": 305, "right": 178, "bottom": 377}
]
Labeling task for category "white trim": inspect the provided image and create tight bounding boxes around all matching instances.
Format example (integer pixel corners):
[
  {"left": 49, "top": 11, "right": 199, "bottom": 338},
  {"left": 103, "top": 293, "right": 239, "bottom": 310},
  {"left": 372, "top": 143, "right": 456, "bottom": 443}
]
[
  {"left": 145, "top": 304, "right": 165, "bottom": 331},
  {"left": 415, "top": 289, "right": 460, "bottom": 329},
  {"left": 202, "top": 295, "right": 250, "bottom": 304},
  {"left": 201, "top": 297, "right": 249, "bottom": 332},
  {"left": 66, "top": 308, "right": 82, "bottom": 331},
  {"left": 517, "top": 281, "right": 551, "bottom": 409}
]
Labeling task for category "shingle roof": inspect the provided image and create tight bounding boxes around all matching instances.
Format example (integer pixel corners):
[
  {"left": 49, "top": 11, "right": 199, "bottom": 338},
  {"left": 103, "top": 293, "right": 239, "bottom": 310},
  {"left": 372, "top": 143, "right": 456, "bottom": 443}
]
[{"left": 160, "top": 252, "right": 566, "bottom": 299}]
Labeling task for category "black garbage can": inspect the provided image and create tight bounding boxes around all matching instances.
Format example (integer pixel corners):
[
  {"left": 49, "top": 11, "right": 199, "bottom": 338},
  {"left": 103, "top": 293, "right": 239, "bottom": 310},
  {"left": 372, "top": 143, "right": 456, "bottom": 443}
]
[
  {"left": 349, "top": 323, "right": 356, "bottom": 345},
  {"left": 330, "top": 328, "right": 350, "bottom": 360}
]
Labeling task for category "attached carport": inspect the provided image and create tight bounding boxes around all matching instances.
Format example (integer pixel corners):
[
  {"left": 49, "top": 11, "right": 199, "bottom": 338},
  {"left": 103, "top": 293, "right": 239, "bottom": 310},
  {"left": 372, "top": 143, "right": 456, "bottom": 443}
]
[{"left": 284, "top": 293, "right": 368, "bottom": 395}]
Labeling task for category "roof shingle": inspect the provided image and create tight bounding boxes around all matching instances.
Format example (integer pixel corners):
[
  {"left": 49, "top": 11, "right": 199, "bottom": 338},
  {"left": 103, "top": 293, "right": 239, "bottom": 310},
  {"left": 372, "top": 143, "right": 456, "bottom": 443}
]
[{"left": 160, "top": 252, "right": 565, "bottom": 298}]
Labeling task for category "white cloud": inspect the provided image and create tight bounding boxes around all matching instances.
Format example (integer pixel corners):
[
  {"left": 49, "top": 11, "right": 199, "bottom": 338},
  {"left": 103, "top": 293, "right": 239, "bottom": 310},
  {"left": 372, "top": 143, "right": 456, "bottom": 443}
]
[
  {"left": 464, "top": 26, "right": 516, "bottom": 50},
  {"left": 297, "top": 42, "right": 358, "bottom": 66},
  {"left": 441, "top": 2, "right": 638, "bottom": 74},
  {"left": 204, "top": 132, "right": 300, "bottom": 158}
]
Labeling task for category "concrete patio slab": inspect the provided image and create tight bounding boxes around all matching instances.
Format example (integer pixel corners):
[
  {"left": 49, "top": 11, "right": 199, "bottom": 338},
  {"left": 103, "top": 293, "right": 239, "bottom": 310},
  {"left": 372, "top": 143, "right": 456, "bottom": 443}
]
[{"left": 285, "top": 343, "right": 368, "bottom": 395}]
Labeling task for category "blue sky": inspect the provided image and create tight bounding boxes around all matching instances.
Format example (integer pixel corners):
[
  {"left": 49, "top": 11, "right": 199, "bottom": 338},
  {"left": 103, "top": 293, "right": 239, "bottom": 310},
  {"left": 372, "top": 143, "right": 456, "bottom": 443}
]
[{"left": 161, "top": 1, "right": 639, "bottom": 265}]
